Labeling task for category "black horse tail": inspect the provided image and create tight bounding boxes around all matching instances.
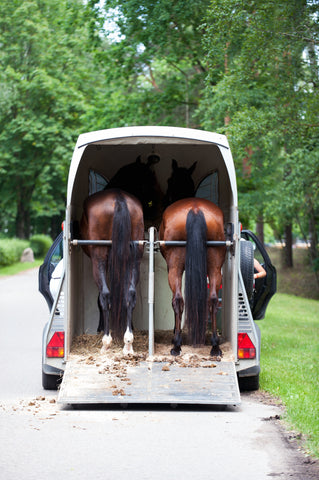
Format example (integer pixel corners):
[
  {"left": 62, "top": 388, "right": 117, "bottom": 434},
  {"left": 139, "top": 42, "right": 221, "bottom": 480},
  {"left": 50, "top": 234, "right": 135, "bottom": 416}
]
[
  {"left": 185, "top": 209, "right": 208, "bottom": 346},
  {"left": 109, "top": 193, "right": 133, "bottom": 339}
]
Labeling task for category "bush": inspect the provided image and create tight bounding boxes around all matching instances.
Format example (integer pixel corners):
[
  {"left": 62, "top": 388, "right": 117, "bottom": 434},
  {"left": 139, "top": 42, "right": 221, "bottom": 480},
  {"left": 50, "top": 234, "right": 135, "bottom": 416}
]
[
  {"left": 0, "top": 239, "right": 30, "bottom": 267},
  {"left": 30, "top": 234, "right": 52, "bottom": 258}
]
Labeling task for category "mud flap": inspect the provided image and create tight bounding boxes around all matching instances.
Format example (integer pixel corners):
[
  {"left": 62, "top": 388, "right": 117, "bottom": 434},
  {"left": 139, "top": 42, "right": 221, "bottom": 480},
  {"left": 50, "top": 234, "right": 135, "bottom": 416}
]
[{"left": 58, "top": 358, "right": 240, "bottom": 406}]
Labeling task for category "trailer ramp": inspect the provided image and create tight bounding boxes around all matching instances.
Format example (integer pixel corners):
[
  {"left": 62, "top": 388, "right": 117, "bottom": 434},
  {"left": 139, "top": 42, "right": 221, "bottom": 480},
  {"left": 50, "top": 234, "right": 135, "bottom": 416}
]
[{"left": 58, "top": 358, "right": 240, "bottom": 406}]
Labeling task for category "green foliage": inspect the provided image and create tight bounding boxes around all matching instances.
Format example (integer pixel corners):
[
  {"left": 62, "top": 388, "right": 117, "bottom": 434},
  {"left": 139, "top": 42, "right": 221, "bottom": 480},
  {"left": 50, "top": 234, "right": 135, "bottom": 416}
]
[
  {"left": 0, "top": 238, "right": 29, "bottom": 267},
  {"left": 0, "top": 0, "right": 107, "bottom": 238},
  {"left": 260, "top": 293, "right": 319, "bottom": 457},
  {"left": 1, "top": 0, "right": 318, "bottom": 256},
  {"left": 102, "top": 0, "right": 210, "bottom": 127},
  {"left": 30, "top": 234, "right": 52, "bottom": 258},
  {"left": 201, "top": 0, "right": 319, "bottom": 270}
]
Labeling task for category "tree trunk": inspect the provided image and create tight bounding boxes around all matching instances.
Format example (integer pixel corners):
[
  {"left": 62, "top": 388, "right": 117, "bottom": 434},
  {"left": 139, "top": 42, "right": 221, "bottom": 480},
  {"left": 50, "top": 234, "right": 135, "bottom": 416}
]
[
  {"left": 308, "top": 204, "right": 318, "bottom": 263},
  {"left": 15, "top": 186, "right": 32, "bottom": 239},
  {"left": 283, "top": 223, "right": 293, "bottom": 268},
  {"left": 256, "top": 214, "right": 264, "bottom": 244},
  {"left": 308, "top": 202, "right": 319, "bottom": 288}
]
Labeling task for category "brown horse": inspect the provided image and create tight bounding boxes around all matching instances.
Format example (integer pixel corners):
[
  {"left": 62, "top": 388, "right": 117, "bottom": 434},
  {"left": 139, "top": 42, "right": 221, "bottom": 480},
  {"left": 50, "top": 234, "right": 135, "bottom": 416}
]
[
  {"left": 106, "top": 155, "right": 163, "bottom": 227},
  {"left": 80, "top": 189, "right": 144, "bottom": 354},
  {"left": 159, "top": 162, "right": 226, "bottom": 357}
]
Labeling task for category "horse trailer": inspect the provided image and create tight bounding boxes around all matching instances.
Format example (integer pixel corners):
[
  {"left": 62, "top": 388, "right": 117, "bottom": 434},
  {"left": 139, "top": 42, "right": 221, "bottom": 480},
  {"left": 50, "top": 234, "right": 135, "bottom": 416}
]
[{"left": 39, "top": 126, "right": 276, "bottom": 406}]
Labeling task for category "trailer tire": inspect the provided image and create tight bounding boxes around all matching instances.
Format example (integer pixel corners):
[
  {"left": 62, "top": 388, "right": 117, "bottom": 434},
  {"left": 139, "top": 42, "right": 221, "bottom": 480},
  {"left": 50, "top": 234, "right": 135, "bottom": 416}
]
[
  {"left": 42, "top": 371, "right": 61, "bottom": 390},
  {"left": 238, "top": 374, "right": 260, "bottom": 392},
  {"left": 240, "top": 240, "right": 254, "bottom": 300}
]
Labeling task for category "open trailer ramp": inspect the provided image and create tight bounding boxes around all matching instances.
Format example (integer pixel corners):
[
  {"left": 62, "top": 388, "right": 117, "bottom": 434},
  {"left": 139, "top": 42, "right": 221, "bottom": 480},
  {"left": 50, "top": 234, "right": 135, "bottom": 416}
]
[{"left": 58, "top": 357, "right": 240, "bottom": 406}]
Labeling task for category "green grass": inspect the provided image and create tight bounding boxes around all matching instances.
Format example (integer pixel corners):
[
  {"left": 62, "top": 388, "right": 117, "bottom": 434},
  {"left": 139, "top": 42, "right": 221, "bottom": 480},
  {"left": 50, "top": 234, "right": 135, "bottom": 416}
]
[
  {"left": 0, "top": 259, "right": 43, "bottom": 276},
  {"left": 267, "top": 246, "right": 319, "bottom": 300},
  {"left": 259, "top": 293, "right": 319, "bottom": 458}
]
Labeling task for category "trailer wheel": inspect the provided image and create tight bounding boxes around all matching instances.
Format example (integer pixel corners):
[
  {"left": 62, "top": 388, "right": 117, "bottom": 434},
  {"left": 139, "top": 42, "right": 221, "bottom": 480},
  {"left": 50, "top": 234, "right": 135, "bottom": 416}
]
[
  {"left": 42, "top": 371, "right": 62, "bottom": 390},
  {"left": 240, "top": 240, "right": 254, "bottom": 300},
  {"left": 238, "top": 374, "right": 260, "bottom": 392}
]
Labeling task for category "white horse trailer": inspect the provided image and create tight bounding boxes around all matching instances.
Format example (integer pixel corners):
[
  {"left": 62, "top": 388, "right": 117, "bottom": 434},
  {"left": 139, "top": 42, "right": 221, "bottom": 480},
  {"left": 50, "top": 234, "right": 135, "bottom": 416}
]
[{"left": 39, "top": 126, "right": 276, "bottom": 406}]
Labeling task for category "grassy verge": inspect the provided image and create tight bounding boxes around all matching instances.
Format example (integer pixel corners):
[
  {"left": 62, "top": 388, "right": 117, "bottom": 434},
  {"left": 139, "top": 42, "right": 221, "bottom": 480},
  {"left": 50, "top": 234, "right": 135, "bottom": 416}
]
[
  {"left": 268, "top": 246, "right": 319, "bottom": 300},
  {"left": 259, "top": 293, "right": 319, "bottom": 458},
  {"left": 0, "top": 259, "right": 43, "bottom": 276}
]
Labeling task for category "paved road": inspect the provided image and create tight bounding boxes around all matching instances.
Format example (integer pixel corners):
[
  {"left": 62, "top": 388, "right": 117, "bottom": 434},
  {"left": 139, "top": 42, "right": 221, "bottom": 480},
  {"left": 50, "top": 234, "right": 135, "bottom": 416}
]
[{"left": 0, "top": 268, "right": 318, "bottom": 480}]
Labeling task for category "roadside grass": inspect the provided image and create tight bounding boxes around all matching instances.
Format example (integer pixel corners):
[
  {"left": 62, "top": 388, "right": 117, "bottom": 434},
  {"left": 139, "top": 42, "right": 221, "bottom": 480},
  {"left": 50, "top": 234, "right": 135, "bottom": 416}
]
[
  {"left": 267, "top": 246, "right": 319, "bottom": 300},
  {"left": 0, "top": 259, "right": 43, "bottom": 276},
  {"left": 259, "top": 293, "right": 319, "bottom": 458}
]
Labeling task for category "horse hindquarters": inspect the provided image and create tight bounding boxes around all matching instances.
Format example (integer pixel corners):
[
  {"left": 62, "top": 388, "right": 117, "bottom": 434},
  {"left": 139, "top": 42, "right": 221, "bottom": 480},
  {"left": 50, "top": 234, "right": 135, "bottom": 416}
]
[{"left": 185, "top": 209, "right": 208, "bottom": 346}]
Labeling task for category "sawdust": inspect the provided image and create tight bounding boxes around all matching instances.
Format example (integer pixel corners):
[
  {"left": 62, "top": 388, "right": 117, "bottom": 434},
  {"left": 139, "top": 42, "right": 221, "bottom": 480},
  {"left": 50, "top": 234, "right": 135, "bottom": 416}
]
[
  {"left": 68, "top": 330, "right": 234, "bottom": 398},
  {"left": 71, "top": 330, "right": 234, "bottom": 362},
  {"left": 0, "top": 396, "right": 58, "bottom": 419}
]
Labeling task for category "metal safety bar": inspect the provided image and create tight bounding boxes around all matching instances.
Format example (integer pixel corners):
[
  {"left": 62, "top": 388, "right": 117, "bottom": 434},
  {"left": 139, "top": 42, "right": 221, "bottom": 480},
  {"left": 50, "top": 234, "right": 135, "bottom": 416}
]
[
  {"left": 71, "top": 239, "right": 146, "bottom": 246},
  {"left": 156, "top": 240, "right": 233, "bottom": 247},
  {"left": 70, "top": 239, "right": 233, "bottom": 247}
]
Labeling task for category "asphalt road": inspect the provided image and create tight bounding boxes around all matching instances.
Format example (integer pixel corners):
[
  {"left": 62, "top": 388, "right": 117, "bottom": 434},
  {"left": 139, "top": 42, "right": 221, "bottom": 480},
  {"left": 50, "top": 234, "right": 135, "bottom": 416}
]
[{"left": 0, "top": 268, "right": 318, "bottom": 480}]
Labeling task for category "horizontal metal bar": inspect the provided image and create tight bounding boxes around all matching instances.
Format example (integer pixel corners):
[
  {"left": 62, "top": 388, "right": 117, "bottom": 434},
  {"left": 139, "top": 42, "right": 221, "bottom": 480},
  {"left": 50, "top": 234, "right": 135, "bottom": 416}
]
[
  {"left": 71, "top": 239, "right": 232, "bottom": 247},
  {"left": 71, "top": 239, "right": 146, "bottom": 246},
  {"left": 156, "top": 240, "right": 232, "bottom": 247}
]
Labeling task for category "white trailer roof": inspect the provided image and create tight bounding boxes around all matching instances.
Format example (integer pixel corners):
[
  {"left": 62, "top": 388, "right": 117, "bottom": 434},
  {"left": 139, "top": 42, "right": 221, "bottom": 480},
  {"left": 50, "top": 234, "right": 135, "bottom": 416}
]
[{"left": 67, "top": 126, "right": 237, "bottom": 210}]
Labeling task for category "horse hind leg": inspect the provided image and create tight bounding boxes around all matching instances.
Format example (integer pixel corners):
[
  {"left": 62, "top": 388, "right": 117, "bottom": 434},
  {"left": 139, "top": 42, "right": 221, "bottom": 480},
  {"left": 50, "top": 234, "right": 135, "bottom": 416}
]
[
  {"left": 122, "top": 250, "right": 141, "bottom": 356},
  {"left": 208, "top": 278, "right": 222, "bottom": 357},
  {"left": 92, "top": 255, "right": 112, "bottom": 353},
  {"left": 167, "top": 261, "right": 185, "bottom": 356},
  {"left": 123, "top": 280, "right": 135, "bottom": 355},
  {"left": 210, "top": 300, "right": 222, "bottom": 356},
  {"left": 99, "top": 285, "right": 113, "bottom": 352},
  {"left": 171, "top": 292, "right": 184, "bottom": 356}
]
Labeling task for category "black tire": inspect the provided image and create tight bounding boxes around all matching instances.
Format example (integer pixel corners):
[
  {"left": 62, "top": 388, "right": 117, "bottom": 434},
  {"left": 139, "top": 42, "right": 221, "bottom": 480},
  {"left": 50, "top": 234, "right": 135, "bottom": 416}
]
[
  {"left": 240, "top": 240, "right": 254, "bottom": 300},
  {"left": 42, "top": 371, "right": 62, "bottom": 390},
  {"left": 238, "top": 374, "right": 260, "bottom": 392}
]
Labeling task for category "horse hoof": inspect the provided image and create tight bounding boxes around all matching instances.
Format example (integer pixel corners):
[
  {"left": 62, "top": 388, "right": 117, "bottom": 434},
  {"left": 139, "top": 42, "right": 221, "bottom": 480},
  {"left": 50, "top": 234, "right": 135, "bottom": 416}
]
[
  {"left": 124, "top": 329, "right": 134, "bottom": 345},
  {"left": 170, "top": 348, "right": 181, "bottom": 356},
  {"left": 123, "top": 344, "right": 134, "bottom": 356},
  {"left": 102, "top": 334, "right": 112, "bottom": 352},
  {"left": 210, "top": 347, "right": 222, "bottom": 357}
]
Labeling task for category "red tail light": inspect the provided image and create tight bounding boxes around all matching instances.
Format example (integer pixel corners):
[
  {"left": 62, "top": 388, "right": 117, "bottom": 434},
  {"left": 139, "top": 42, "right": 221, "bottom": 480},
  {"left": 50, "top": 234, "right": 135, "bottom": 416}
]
[
  {"left": 238, "top": 333, "right": 256, "bottom": 359},
  {"left": 46, "top": 331, "right": 64, "bottom": 358}
]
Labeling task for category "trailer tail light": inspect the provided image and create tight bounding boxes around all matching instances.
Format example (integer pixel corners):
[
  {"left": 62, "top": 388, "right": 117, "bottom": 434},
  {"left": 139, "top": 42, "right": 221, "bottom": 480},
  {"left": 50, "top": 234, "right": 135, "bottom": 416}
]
[
  {"left": 46, "top": 332, "right": 64, "bottom": 358},
  {"left": 238, "top": 333, "right": 256, "bottom": 359}
]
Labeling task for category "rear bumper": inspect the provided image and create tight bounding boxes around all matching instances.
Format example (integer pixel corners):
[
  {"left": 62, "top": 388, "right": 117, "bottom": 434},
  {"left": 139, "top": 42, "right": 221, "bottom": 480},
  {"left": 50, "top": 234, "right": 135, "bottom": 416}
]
[
  {"left": 237, "top": 364, "right": 260, "bottom": 378},
  {"left": 42, "top": 363, "right": 64, "bottom": 377}
]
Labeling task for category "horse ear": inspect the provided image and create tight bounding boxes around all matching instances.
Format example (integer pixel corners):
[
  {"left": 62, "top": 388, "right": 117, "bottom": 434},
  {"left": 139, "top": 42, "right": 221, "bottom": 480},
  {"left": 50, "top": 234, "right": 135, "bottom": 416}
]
[
  {"left": 188, "top": 161, "right": 197, "bottom": 175},
  {"left": 136, "top": 155, "right": 142, "bottom": 164},
  {"left": 172, "top": 159, "right": 178, "bottom": 171}
]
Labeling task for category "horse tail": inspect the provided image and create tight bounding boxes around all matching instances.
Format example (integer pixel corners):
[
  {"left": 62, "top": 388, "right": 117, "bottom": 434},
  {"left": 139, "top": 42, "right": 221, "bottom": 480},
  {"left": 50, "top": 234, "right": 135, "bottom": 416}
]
[
  {"left": 185, "top": 209, "right": 208, "bottom": 346},
  {"left": 109, "top": 193, "right": 132, "bottom": 338}
]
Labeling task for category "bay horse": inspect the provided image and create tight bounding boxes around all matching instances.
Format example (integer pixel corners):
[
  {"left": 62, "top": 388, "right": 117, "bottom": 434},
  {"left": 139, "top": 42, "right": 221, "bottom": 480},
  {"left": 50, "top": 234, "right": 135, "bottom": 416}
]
[
  {"left": 159, "top": 161, "right": 226, "bottom": 356},
  {"left": 80, "top": 189, "right": 144, "bottom": 355}
]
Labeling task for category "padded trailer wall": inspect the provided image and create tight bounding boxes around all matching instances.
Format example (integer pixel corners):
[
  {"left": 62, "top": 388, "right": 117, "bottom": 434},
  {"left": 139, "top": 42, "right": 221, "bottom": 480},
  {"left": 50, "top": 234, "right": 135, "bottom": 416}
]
[{"left": 64, "top": 129, "right": 239, "bottom": 359}]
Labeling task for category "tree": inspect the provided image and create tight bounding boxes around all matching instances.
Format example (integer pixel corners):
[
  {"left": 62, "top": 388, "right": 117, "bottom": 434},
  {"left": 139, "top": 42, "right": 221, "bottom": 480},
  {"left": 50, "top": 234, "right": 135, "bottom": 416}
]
[
  {"left": 201, "top": 0, "right": 319, "bottom": 273},
  {"left": 0, "top": 0, "right": 106, "bottom": 238},
  {"left": 100, "top": 0, "right": 211, "bottom": 127}
]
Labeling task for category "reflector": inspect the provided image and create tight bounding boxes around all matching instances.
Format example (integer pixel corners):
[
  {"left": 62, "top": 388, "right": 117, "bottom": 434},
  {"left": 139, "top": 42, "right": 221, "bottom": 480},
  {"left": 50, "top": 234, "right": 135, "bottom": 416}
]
[
  {"left": 46, "top": 331, "right": 65, "bottom": 358},
  {"left": 238, "top": 332, "right": 256, "bottom": 359}
]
